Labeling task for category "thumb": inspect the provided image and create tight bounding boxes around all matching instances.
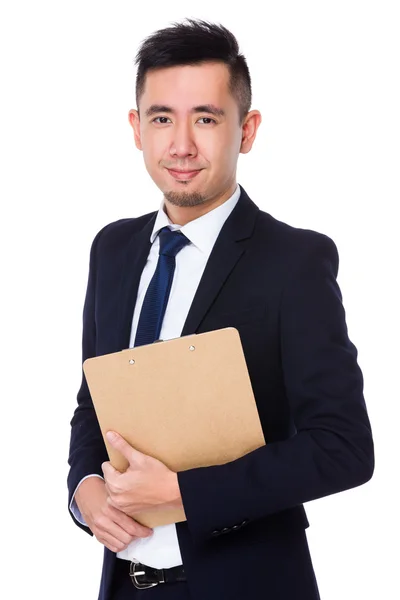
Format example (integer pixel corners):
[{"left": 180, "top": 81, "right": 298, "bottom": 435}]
[{"left": 105, "top": 431, "right": 143, "bottom": 465}]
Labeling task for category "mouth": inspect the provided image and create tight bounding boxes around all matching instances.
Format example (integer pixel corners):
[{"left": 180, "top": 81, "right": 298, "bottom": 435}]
[{"left": 166, "top": 168, "right": 202, "bottom": 181}]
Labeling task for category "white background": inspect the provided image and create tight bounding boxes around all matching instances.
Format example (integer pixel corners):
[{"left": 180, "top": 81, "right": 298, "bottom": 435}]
[{"left": 1, "top": 1, "right": 399, "bottom": 598}]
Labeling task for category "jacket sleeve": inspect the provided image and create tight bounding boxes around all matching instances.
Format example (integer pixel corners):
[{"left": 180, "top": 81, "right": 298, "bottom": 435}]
[
  {"left": 67, "top": 224, "right": 110, "bottom": 535},
  {"left": 177, "top": 234, "right": 374, "bottom": 545}
]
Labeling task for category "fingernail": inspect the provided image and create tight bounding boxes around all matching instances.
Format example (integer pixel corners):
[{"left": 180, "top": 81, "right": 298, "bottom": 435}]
[{"left": 106, "top": 431, "right": 117, "bottom": 442}]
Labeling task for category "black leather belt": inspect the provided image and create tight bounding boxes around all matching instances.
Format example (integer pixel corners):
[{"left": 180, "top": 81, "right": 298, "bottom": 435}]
[{"left": 130, "top": 561, "right": 186, "bottom": 589}]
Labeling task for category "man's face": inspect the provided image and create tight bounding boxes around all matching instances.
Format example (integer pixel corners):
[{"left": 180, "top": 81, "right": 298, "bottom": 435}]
[{"left": 129, "top": 62, "right": 256, "bottom": 208}]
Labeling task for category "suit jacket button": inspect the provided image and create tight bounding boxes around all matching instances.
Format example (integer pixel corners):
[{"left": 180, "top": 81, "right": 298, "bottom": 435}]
[
  {"left": 212, "top": 530, "right": 220, "bottom": 536},
  {"left": 232, "top": 524, "right": 240, "bottom": 530},
  {"left": 241, "top": 519, "right": 249, "bottom": 526},
  {"left": 222, "top": 527, "right": 230, "bottom": 533}
]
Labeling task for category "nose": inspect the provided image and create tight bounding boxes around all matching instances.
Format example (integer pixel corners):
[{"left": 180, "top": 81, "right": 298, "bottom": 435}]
[{"left": 169, "top": 120, "right": 198, "bottom": 159}]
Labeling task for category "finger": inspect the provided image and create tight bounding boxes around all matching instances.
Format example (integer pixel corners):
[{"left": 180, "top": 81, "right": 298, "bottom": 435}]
[
  {"left": 96, "top": 512, "right": 151, "bottom": 549},
  {"left": 98, "top": 531, "right": 133, "bottom": 553},
  {"left": 101, "top": 461, "right": 119, "bottom": 484},
  {"left": 108, "top": 505, "right": 153, "bottom": 538},
  {"left": 93, "top": 514, "right": 135, "bottom": 548},
  {"left": 105, "top": 431, "right": 145, "bottom": 465},
  {"left": 107, "top": 492, "right": 132, "bottom": 513},
  {"left": 106, "top": 494, "right": 121, "bottom": 510},
  {"left": 104, "top": 479, "right": 126, "bottom": 501}
]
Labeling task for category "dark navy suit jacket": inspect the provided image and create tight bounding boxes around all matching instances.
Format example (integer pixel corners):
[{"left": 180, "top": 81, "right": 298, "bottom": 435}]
[{"left": 67, "top": 184, "right": 374, "bottom": 600}]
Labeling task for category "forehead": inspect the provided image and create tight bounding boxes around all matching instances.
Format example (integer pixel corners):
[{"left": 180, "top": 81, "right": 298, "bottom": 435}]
[{"left": 140, "top": 62, "right": 234, "bottom": 110}]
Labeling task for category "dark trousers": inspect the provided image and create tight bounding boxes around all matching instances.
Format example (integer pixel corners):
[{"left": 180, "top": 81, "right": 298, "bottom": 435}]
[{"left": 111, "top": 558, "right": 191, "bottom": 600}]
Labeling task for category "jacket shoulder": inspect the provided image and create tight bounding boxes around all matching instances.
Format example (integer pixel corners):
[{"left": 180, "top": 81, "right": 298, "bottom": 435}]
[
  {"left": 256, "top": 209, "right": 338, "bottom": 264},
  {"left": 90, "top": 211, "right": 157, "bottom": 251}
]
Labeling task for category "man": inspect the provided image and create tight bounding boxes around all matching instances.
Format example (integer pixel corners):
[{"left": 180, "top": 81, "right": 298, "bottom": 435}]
[{"left": 67, "top": 18, "right": 374, "bottom": 600}]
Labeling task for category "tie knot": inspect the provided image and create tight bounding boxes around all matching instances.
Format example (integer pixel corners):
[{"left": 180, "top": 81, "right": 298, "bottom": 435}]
[{"left": 158, "top": 226, "right": 190, "bottom": 257}]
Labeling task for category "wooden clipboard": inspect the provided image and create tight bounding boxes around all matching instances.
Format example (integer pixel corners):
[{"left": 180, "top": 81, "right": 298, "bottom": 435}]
[{"left": 83, "top": 327, "right": 266, "bottom": 527}]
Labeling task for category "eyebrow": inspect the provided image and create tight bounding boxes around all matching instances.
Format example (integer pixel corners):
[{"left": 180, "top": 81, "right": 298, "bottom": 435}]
[{"left": 144, "top": 104, "right": 226, "bottom": 118}]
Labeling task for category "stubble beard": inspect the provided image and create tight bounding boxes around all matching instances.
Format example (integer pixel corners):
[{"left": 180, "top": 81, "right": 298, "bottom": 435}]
[{"left": 164, "top": 188, "right": 206, "bottom": 208}]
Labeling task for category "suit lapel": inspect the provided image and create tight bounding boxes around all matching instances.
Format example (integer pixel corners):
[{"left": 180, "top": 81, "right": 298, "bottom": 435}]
[
  {"left": 180, "top": 185, "right": 259, "bottom": 335},
  {"left": 117, "top": 185, "right": 260, "bottom": 348},
  {"left": 117, "top": 214, "right": 157, "bottom": 349}
]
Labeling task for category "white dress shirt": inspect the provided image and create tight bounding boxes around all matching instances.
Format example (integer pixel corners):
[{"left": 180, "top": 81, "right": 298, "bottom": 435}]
[{"left": 70, "top": 183, "right": 241, "bottom": 568}]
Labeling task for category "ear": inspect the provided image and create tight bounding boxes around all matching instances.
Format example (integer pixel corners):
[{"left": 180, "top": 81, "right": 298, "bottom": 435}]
[
  {"left": 240, "top": 110, "right": 262, "bottom": 154},
  {"left": 128, "top": 109, "right": 143, "bottom": 151}
]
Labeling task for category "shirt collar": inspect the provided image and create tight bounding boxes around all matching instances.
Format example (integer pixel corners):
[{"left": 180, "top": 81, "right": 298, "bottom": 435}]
[{"left": 150, "top": 184, "right": 241, "bottom": 254}]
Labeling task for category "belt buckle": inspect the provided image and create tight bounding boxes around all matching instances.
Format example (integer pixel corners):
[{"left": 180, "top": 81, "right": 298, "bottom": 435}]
[{"left": 130, "top": 561, "right": 161, "bottom": 589}]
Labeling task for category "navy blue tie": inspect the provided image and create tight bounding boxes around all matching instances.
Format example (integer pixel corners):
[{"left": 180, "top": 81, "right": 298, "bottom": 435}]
[{"left": 134, "top": 226, "right": 191, "bottom": 347}]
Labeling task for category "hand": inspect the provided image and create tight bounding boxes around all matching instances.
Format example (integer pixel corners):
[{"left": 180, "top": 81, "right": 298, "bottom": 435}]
[
  {"left": 74, "top": 476, "right": 153, "bottom": 553},
  {"left": 102, "top": 431, "right": 184, "bottom": 519}
]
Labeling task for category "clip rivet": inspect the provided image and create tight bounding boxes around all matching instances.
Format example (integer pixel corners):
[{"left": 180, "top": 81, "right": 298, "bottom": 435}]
[
  {"left": 189, "top": 345, "right": 195, "bottom": 351},
  {"left": 129, "top": 359, "right": 135, "bottom": 364}
]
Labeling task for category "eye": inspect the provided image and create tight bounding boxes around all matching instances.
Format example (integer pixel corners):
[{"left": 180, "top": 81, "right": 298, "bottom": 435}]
[
  {"left": 152, "top": 116, "right": 171, "bottom": 124},
  {"left": 151, "top": 116, "right": 217, "bottom": 125},
  {"left": 197, "top": 117, "right": 217, "bottom": 125}
]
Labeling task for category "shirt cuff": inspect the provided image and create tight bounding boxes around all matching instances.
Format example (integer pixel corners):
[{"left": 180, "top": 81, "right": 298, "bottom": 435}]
[{"left": 69, "top": 474, "right": 105, "bottom": 526}]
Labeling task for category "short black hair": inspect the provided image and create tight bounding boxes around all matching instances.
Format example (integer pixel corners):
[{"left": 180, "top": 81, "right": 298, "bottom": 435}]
[{"left": 134, "top": 18, "right": 252, "bottom": 125}]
